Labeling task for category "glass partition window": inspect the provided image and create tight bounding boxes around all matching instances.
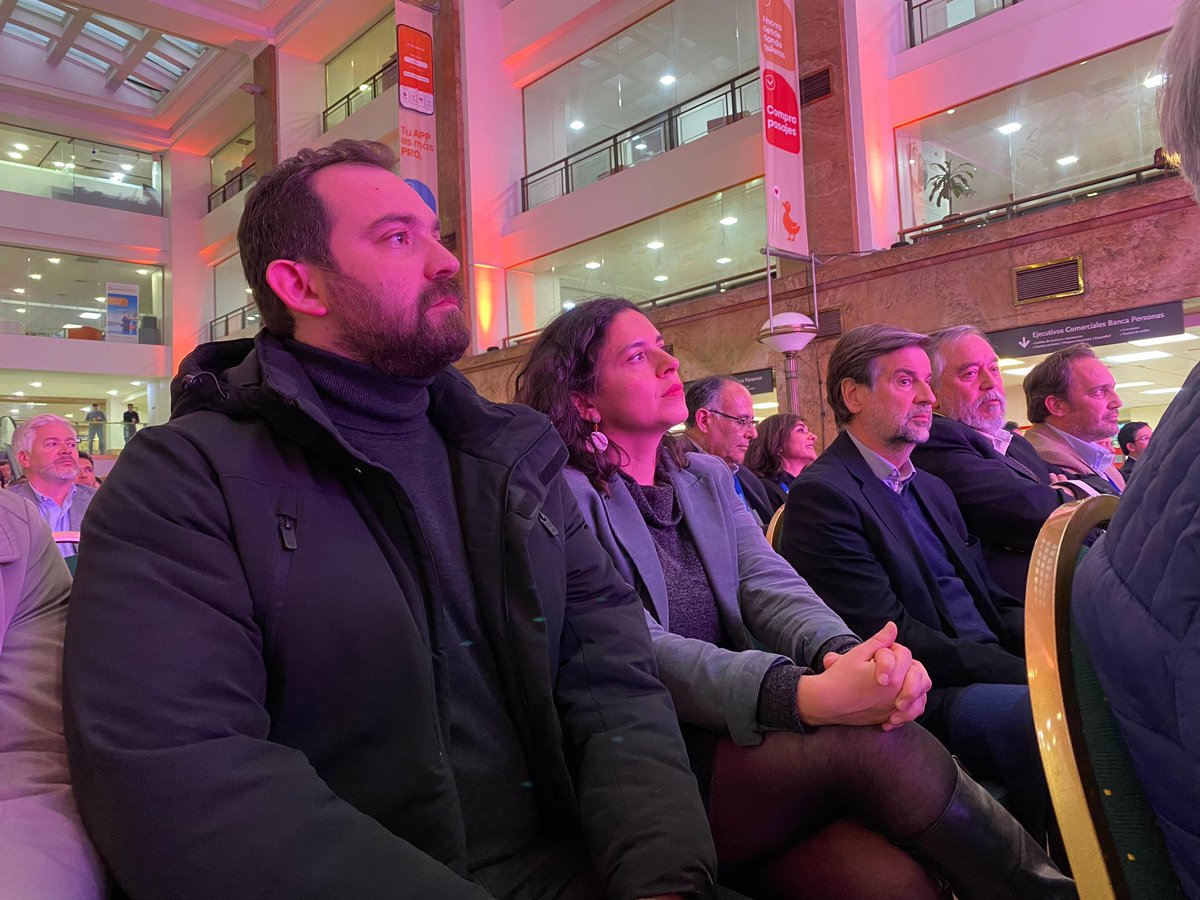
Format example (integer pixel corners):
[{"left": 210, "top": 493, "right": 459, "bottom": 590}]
[
  {"left": 908, "top": 0, "right": 1016, "bottom": 46},
  {"left": 326, "top": 15, "right": 397, "bottom": 106},
  {"left": 505, "top": 179, "right": 766, "bottom": 337},
  {"left": 523, "top": 0, "right": 758, "bottom": 175},
  {"left": 895, "top": 34, "right": 1166, "bottom": 230},
  {"left": 0, "top": 121, "right": 162, "bottom": 215},
  {"left": 213, "top": 253, "right": 252, "bottom": 320},
  {"left": 0, "top": 243, "right": 163, "bottom": 342},
  {"left": 211, "top": 124, "right": 256, "bottom": 191}
]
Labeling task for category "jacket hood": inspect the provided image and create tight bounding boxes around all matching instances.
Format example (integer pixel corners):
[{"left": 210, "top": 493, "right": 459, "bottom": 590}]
[{"left": 170, "top": 333, "right": 565, "bottom": 479}]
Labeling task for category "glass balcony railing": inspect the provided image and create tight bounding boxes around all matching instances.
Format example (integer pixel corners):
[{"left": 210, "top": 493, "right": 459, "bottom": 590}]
[
  {"left": 207, "top": 165, "right": 257, "bottom": 213},
  {"left": 521, "top": 69, "right": 762, "bottom": 212},
  {"left": 209, "top": 301, "right": 260, "bottom": 341},
  {"left": 323, "top": 59, "right": 399, "bottom": 132},
  {"left": 906, "top": 0, "right": 1020, "bottom": 46}
]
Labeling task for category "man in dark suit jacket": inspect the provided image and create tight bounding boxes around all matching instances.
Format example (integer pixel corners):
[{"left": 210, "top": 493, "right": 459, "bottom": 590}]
[
  {"left": 683, "top": 376, "right": 774, "bottom": 526},
  {"left": 780, "top": 324, "right": 1048, "bottom": 840},
  {"left": 914, "top": 326, "right": 1075, "bottom": 598}
]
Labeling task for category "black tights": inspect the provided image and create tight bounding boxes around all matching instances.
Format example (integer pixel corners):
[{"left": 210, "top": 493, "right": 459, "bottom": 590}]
[{"left": 707, "top": 724, "right": 958, "bottom": 900}]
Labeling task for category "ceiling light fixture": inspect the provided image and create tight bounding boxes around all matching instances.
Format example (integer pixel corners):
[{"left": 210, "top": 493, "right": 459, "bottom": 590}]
[
  {"left": 29, "top": 273, "right": 41, "bottom": 280},
  {"left": 121, "top": 163, "right": 134, "bottom": 171},
  {"left": 1143, "top": 73, "right": 1166, "bottom": 89},
  {"left": 1114, "top": 381, "right": 1153, "bottom": 389},
  {"left": 654, "top": 275, "right": 669, "bottom": 282},
  {"left": 1004, "top": 366, "right": 1034, "bottom": 376},
  {"left": 12, "top": 288, "right": 25, "bottom": 294},
  {"left": 1129, "top": 333, "right": 1198, "bottom": 347},
  {"left": 136, "top": 269, "right": 149, "bottom": 275},
  {"left": 719, "top": 216, "right": 738, "bottom": 226},
  {"left": 1142, "top": 386, "right": 1182, "bottom": 395},
  {"left": 659, "top": 74, "right": 676, "bottom": 86},
  {"left": 14, "top": 308, "right": 24, "bottom": 313},
  {"left": 131, "top": 381, "right": 142, "bottom": 386},
  {"left": 29, "top": 381, "right": 41, "bottom": 387},
  {"left": 634, "top": 142, "right": 648, "bottom": 151},
  {"left": 94, "top": 296, "right": 105, "bottom": 302},
  {"left": 946, "top": 108, "right": 956, "bottom": 115},
  {"left": 996, "top": 122, "right": 1022, "bottom": 135},
  {"left": 569, "top": 120, "right": 585, "bottom": 130},
  {"left": 584, "top": 261, "right": 602, "bottom": 269},
  {"left": 13, "top": 391, "right": 24, "bottom": 397},
  {"left": 646, "top": 240, "right": 664, "bottom": 250},
  {"left": 13, "top": 142, "right": 29, "bottom": 151},
  {"left": 7, "top": 152, "right": 22, "bottom": 160},
  {"left": 752, "top": 401, "right": 779, "bottom": 410},
  {"left": 1103, "top": 350, "right": 1171, "bottom": 364},
  {"left": 1056, "top": 155, "right": 1079, "bottom": 166},
  {"left": 79, "top": 312, "right": 102, "bottom": 320},
  {"left": 996, "top": 358, "right": 1025, "bottom": 367},
  {"left": 47, "top": 257, "right": 60, "bottom": 264},
  {"left": 52, "top": 161, "right": 65, "bottom": 168},
  {"left": 109, "top": 173, "right": 125, "bottom": 182},
  {"left": 561, "top": 301, "right": 576, "bottom": 311},
  {"left": 716, "top": 257, "right": 732, "bottom": 264},
  {"left": 106, "top": 389, "right": 119, "bottom": 396},
  {"left": 63, "top": 324, "right": 81, "bottom": 329}
]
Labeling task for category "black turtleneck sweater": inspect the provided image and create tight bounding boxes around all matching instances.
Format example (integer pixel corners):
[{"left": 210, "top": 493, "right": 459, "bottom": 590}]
[{"left": 285, "top": 341, "right": 573, "bottom": 895}]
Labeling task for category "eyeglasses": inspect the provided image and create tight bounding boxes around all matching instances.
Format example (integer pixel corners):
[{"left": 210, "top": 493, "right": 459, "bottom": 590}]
[{"left": 705, "top": 409, "right": 756, "bottom": 429}]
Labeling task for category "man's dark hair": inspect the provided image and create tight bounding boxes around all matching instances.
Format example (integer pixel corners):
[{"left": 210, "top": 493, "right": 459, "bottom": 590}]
[
  {"left": 78, "top": 451, "right": 93, "bottom": 463},
  {"left": 684, "top": 375, "right": 736, "bottom": 428},
  {"left": 1022, "top": 343, "right": 1096, "bottom": 424},
  {"left": 825, "top": 324, "right": 928, "bottom": 427},
  {"left": 1117, "top": 421, "right": 1150, "bottom": 455},
  {"left": 237, "top": 139, "right": 397, "bottom": 338}
]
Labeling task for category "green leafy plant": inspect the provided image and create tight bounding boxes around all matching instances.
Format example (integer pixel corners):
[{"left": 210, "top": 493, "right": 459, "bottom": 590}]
[{"left": 925, "top": 160, "right": 975, "bottom": 208}]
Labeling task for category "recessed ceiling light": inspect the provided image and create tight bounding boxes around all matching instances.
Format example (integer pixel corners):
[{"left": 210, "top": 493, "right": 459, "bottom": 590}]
[
  {"left": 1142, "top": 386, "right": 1182, "bottom": 395},
  {"left": 51, "top": 161, "right": 65, "bottom": 168},
  {"left": 646, "top": 240, "right": 664, "bottom": 250},
  {"left": 9, "top": 409, "right": 18, "bottom": 415},
  {"left": 569, "top": 120, "right": 585, "bottom": 130},
  {"left": 997, "top": 122, "right": 1022, "bottom": 135},
  {"left": 130, "top": 381, "right": 142, "bottom": 386},
  {"left": 1056, "top": 155, "right": 1079, "bottom": 166},
  {"left": 719, "top": 216, "right": 738, "bottom": 226},
  {"left": 1086, "top": 191, "right": 1099, "bottom": 197},
  {"left": 29, "top": 381, "right": 41, "bottom": 387},
  {"left": 244, "top": 287, "right": 253, "bottom": 294},
  {"left": 1103, "top": 350, "right": 1171, "bottom": 364},
  {"left": 584, "top": 261, "right": 601, "bottom": 269},
  {"left": 63, "top": 324, "right": 81, "bottom": 329},
  {"left": 13, "top": 142, "right": 29, "bottom": 151},
  {"left": 247, "top": 315, "right": 258, "bottom": 321},
  {"left": 561, "top": 300, "right": 576, "bottom": 311},
  {"left": 659, "top": 74, "right": 676, "bottom": 86},
  {"left": 136, "top": 269, "right": 150, "bottom": 275},
  {"left": 29, "top": 273, "right": 42, "bottom": 280},
  {"left": 634, "top": 142, "right": 648, "bottom": 151},
  {"left": 13, "top": 391, "right": 24, "bottom": 397},
  {"left": 80, "top": 407, "right": 90, "bottom": 413},
  {"left": 1114, "top": 381, "right": 1153, "bottom": 389},
  {"left": 996, "top": 358, "right": 1025, "bottom": 367},
  {"left": 47, "top": 257, "right": 60, "bottom": 264},
  {"left": 716, "top": 257, "right": 732, "bottom": 264},
  {"left": 358, "top": 84, "right": 371, "bottom": 91},
  {"left": 106, "top": 389, "right": 119, "bottom": 396},
  {"left": 94, "top": 296, "right": 105, "bottom": 302},
  {"left": 1143, "top": 73, "right": 1165, "bottom": 89},
  {"left": 1129, "top": 333, "right": 1197, "bottom": 347},
  {"left": 12, "top": 288, "right": 25, "bottom": 294},
  {"left": 654, "top": 275, "right": 669, "bottom": 282},
  {"left": 120, "top": 163, "right": 134, "bottom": 172},
  {"left": 946, "top": 108, "right": 956, "bottom": 115},
  {"left": 14, "top": 308, "right": 24, "bottom": 313},
  {"left": 64, "top": 163, "right": 75, "bottom": 169},
  {"left": 1005, "top": 366, "right": 1034, "bottom": 376},
  {"left": 79, "top": 312, "right": 102, "bottom": 320},
  {"left": 7, "top": 151, "right": 22, "bottom": 160},
  {"left": 109, "top": 172, "right": 125, "bottom": 182},
  {"left": 752, "top": 401, "right": 779, "bottom": 409}
]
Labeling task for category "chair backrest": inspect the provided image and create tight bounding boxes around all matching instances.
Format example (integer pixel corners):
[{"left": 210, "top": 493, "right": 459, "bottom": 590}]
[
  {"left": 1026, "top": 495, "right": 1183, "bottom": 900},
  {"left": 765, "top": 504, "right": 786, "bottom": 552}
]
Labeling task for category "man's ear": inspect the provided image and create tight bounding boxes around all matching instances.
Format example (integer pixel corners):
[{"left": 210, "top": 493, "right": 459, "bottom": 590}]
[
  {"left": 1043, "top": 393, "right": 1068, "bottom": 418},
  {"left": 841, "top": 377, "right": 866, "bottom": 417},
  {"left": 265, "top": 259, "right": 329, "bottom": 319},
  {"left": 16, "top": 450, "right": 30, "bottom": 469},
  {"left": 571, "top": 391, "right": 600, "bottom": 425},
  {"left": 692, "top": 407, "right": 712, "bottom": 434}
]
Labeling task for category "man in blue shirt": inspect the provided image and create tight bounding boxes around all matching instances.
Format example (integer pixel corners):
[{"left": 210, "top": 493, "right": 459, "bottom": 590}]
[{"left": 7, "top": 415, "right": 96, "bottom": 557}]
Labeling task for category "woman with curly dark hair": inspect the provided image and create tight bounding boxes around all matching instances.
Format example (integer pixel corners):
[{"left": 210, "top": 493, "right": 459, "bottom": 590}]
[
  {"left": 514, "top": 297, "right": 1072, "bottom": 900},
  {"left": 744, "top": 414, "right": 818, "bottom": 514}
]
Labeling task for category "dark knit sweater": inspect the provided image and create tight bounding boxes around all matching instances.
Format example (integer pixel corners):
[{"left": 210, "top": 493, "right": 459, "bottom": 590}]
[{"left": 286, "top": 341, "right": 569, "bottom": 894}]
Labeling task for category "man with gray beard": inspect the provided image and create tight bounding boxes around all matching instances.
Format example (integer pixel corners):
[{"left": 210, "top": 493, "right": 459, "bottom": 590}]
[{"left": 912, "top": 326, "right": 1079, "bottom": 598}]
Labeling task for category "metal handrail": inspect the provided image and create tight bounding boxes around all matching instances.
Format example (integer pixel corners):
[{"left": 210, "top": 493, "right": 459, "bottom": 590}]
[
  {"left": 897, "top": 162, "right": 1177, "bottom": 243},
  {"left": 502, "top": 265, "right": 775, "bottom": 348},
  {"left": 906, "top": 0, "right": 1020, "bottom": 47},
  {"left": 209, "top": 301, "right": 260, "bottom": 341},
  {"left": 520, "top": 68, "right": 761, "bottom": 211},
  {"left": 322, "top": 58, "right": 399, "bottom": 132},
  {"left": 207, "top": 164, "right": 257, "bottom": 212}
]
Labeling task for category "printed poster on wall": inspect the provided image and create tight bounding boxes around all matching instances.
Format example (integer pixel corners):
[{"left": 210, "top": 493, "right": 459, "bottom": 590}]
[
  {"left": 395, "top": 2, "right": 438, "bottom": 213},
  {"left": 105, "top": 282, "right": 139, "bottom": 344},
  {"left": 757, "top": 0, "right": 810, "bottom": 258}
]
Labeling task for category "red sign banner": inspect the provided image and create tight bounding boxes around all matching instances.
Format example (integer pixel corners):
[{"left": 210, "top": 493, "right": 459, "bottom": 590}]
[
  {"left": 395, "top": 3, "right": 438, "bottom": 211},
  {"left": 757, "top": 0, "right": 809, "bottom": 256}
]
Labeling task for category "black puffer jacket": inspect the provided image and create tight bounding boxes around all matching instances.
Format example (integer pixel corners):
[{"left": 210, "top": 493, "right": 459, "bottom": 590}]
[{"left": 63, "top": 334, "right": 716, "bottom": 900}]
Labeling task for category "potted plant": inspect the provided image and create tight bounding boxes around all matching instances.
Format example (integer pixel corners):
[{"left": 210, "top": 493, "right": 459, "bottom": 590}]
[{"left": 925, "top": 159, "right": 975, "bottom": 213}]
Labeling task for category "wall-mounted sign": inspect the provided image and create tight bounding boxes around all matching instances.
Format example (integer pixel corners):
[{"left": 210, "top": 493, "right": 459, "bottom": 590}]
[
  {"left": 105, "top": 282, "right": 139, "bottom": 344},
  {"left": 398, "top": 24, "right": 434, "bottom": 115},
  {"left": 684, "top": 368, "right": 776, "bottom": 397},
  {"left": 395, "top": 6, "right": 437, "bottom": 212},
  {"left": 988, "top": 300, "right": 1184, "bottom": 357}
]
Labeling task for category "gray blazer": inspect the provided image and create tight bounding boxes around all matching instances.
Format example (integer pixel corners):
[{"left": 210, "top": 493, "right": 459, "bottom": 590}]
[
  {"left": 0, "top": 491, "right": 106, "bottom": 897},
  {"left": 564, "top": 453, "right": 856, "bottom": 746},
  {"left": 6, "top": 480, "right": 97, "bottom": 536}
]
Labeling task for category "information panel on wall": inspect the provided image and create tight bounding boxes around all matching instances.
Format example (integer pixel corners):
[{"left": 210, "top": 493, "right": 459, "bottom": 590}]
[
  {"left": 756, "top": 0, "right": 809, "bottom": 258},
  {"left": 396, "top": 2, "right": 438, "bottom": 212},
  {"left": 105, "top": 282, "right": 139, "bottom": 344},
  {"left": 988, "top": 301, "right": 1185, "bottom": 357}
]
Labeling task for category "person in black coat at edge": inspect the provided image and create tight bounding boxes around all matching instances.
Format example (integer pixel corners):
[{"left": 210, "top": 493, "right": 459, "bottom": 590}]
[
  {"left": 912, "top": 325, "right": 1088, "bottom": 598},
  {"left": 1075, "top": 5, "right": 1200, "bottom": 892},
  {"left": 62, "top": 140, "right": 720, "bottom": 900},
  {"left": 779, "top": 325, "right": 1072, "bottom": 876}
]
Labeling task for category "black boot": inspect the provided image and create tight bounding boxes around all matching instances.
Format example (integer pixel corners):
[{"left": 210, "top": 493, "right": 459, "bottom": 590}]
[{"left": 901, "top": 763, "right": 1077, "bottom": 900}]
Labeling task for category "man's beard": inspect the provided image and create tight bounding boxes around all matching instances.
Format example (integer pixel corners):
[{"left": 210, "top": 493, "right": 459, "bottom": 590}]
[
  {"left": 326, "top": 271, "right": 470, "bottom": 378},
  {"left": 943, "top": 389, "right": 1007, "bottom": 435},
  {"left": 42, "top": 459, "right": 80, "bottom": 483}
]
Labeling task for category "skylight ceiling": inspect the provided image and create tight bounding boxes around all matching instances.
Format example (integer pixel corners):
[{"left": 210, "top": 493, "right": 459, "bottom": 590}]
[{"left": 0, "top": 0, "right": 213, "bottom": 104}]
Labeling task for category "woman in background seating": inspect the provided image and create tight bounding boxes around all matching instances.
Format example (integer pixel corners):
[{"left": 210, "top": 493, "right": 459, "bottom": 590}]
[
  {"left": 515, "top": 296, "right": 1073, "bottom": 900},
  {"left": 744, "top": 414, "right": 818, "bottom": 514}
]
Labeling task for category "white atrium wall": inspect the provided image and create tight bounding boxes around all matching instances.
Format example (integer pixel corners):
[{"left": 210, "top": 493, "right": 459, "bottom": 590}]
[{"left": 844, "top": 0, "right": 1181, "bottom": 251}]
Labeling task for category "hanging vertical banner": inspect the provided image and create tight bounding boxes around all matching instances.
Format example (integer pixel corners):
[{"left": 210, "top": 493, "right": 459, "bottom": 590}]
[
  {"left": 105, "top": 282, "right": 139, "bottom": 344},
  {"left": 396, "top": 2, "right": 438, "bottom": 212},
  {"left": 757, "top": 0, "right": 810, "bottom": 257}
]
